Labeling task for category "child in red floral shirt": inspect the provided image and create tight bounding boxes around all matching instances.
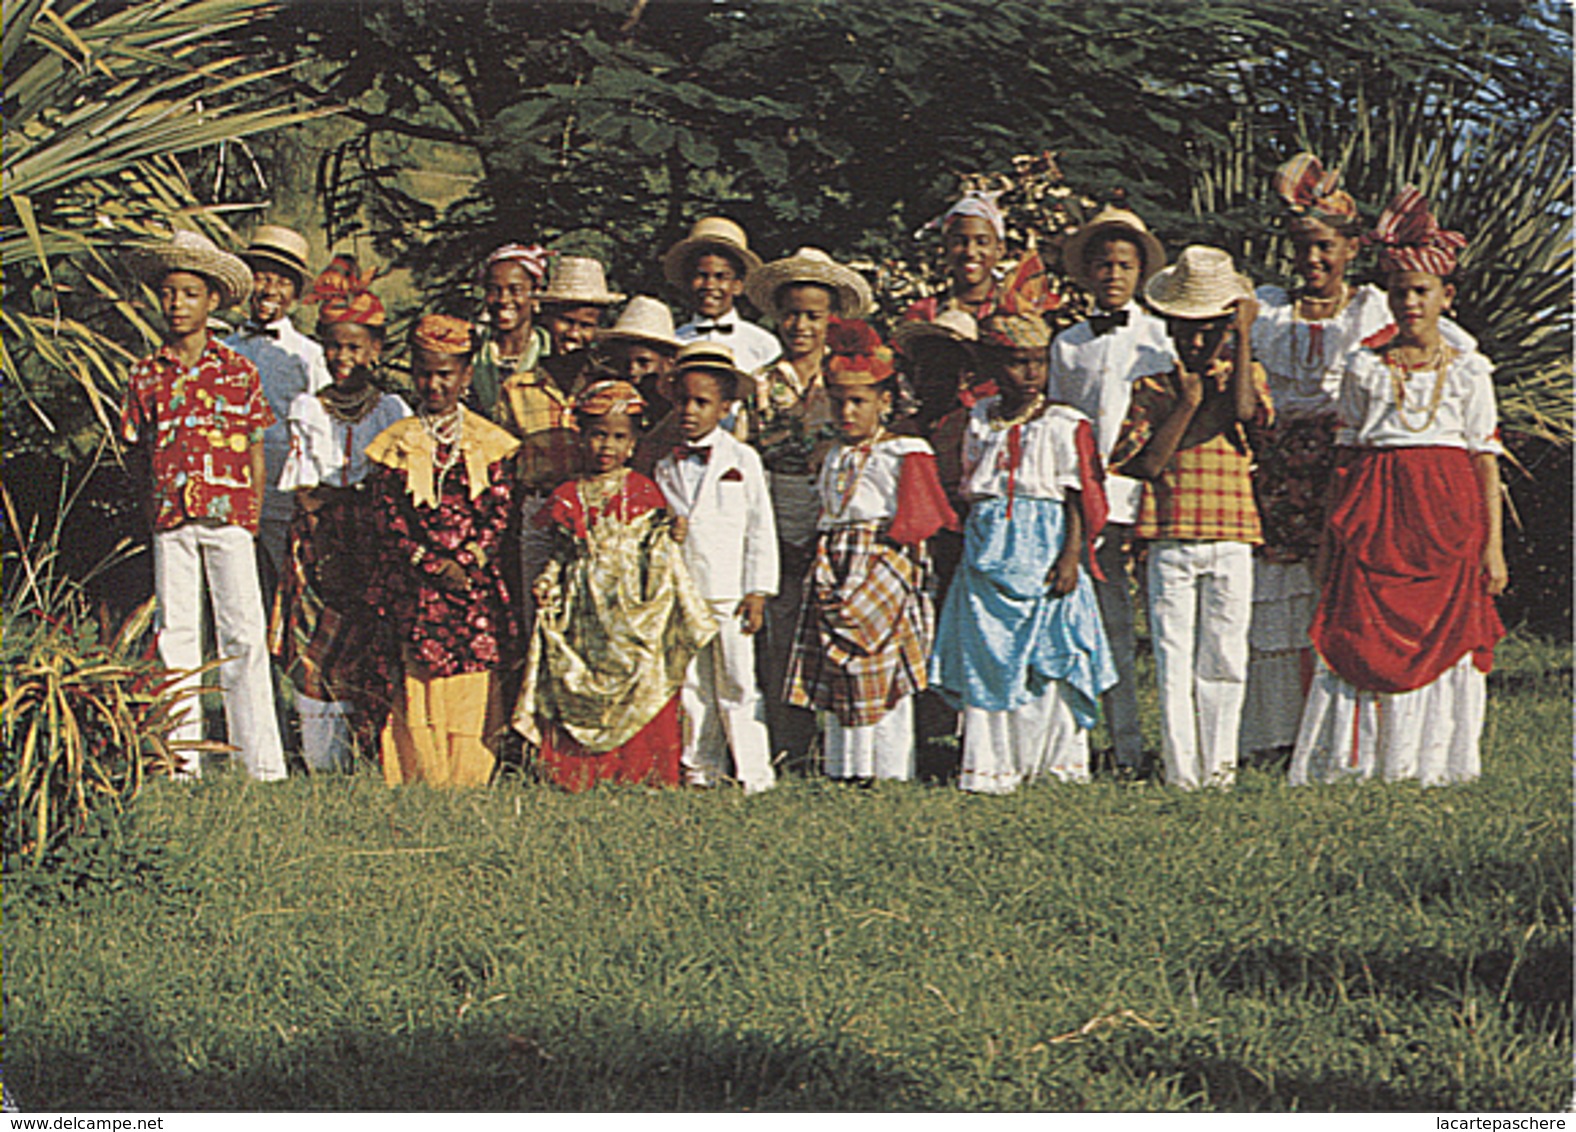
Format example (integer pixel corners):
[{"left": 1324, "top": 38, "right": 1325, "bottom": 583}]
[{"left": 120, "top": 231, "right": 286, "bottom": 780}]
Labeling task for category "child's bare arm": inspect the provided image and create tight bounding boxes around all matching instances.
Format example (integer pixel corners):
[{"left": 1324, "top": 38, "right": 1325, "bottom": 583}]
[
  {"left": 1230, "top": 297, "right": 1260, "bottom": 423},
  {"left": 249, "top": 440, "right": 266, "bottom": 516},
  {"left": 1046, "top": 492, "right": 1083, "bottom": 595},
  {"left": 1125, "top": 368, "right": 1203, "bottom": 480},
  {"left": 1473, "top": 451, "right": 1508, "bottom": 596}
]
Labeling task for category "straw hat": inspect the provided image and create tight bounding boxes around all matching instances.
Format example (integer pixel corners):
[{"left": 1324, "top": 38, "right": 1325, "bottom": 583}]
[
  {"left": 1143, "top": 245, "right": 1254, "bottom": 320},
  {"left": 744, "top": 247, "right": 873, "bottom": 321},
  {"left": 136, "top": 230, "right": 253, "bottom": 308},
  {"left": 537, "top": 255, "right": 625, "bottom": 306},
  {"left": 662, "top": 217, "right": 763, "bottom": 291},
  {"left": 241, "top": 224, "right": 312, "bottom": 289},
  {"left": 673, "top": 340, "right": 748, "bottom": 384},
  {"left": 1063, "top": 205, "right": 1167, "bottom": 290},
  {"left": 599, "top": 295, "right": 681, "bottom": 350},
  {"left": 891, "top": 308, "right": 978, "bottom": 356}
]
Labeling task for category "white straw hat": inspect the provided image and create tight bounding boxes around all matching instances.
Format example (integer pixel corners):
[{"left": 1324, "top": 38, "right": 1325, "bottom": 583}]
[
  {"left": 891, "top": 308, "right": 978, "bottom": 356},
  {"left": 662, "top": 217, "right": 764, "bottom": 291},
  {"left": 1143, "top": 245, "right": 1254, "bottom": 320},
  {"left": 744, "top": 247, "right": 873, "bottom": 321},
  {"left": 1063, "top": 205, "right": 1168, "bottom": 290},
  {"left": 537, "top": 255, "right": 625, "bottom": 306},
  {"left": 673, "top": 340, "right": 748, "bottom": 384},
  {"left": 599, "top": 295, "right": 681, "bottom": 350},
  {"left": 241, "top": 224, "right": 312, "bottom": 289},
  {"left": 136, "top": 230, "right": 254, "bottom": 308}
]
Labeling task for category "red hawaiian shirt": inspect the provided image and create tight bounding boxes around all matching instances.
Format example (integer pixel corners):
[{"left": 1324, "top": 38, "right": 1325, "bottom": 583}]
[{"left": 120, "top": 337, "right": 275, "bottom": 534}]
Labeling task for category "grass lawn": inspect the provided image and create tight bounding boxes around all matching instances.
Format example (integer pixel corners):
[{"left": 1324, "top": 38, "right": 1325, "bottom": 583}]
[{"left": 3, "top": 632, "right": 1569, "bottom": 1112}]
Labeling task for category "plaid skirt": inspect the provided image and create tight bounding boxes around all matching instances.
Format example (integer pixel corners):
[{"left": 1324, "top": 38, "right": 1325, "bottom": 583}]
[
  {"left": 269, "top": 486, "right": 394, "bottom": 725},
  {"left": 785, "top": 522, "right": 935, "bottom": 727}
]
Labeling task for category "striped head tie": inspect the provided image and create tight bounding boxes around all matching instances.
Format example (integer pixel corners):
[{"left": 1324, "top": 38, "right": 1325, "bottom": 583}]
[
  {"left": 1275, "top": 153, "right": 1358, "bottom": 224},
  {"left": 1370, "top": 185, "right": 1468, "bottom": 277}
]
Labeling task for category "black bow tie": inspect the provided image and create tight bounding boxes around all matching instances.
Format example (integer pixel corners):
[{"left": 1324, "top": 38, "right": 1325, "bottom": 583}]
[
  {"left": 1089, "top": 310, "right": 1130, "bottom": 337},
  {"left": 691, "top": 323, "right": 734, "bottom": 334},
  {"left": 243, "top": 322, "right": 280, "bottom": 339},
  {"left": 673, "top": 444, "right": 712, "bottom": 463}
]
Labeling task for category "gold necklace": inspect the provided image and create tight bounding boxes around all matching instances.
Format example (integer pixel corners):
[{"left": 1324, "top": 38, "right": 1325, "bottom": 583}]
[
  {"left": 1384, "top": 343, "right": 1453, "bottom": 434},
  {"left": 987, "top": 392, "right": 1047, "bottom": 431},
  {"left": 1296, "top": 282, "right": 1349, "bottom": 321}
]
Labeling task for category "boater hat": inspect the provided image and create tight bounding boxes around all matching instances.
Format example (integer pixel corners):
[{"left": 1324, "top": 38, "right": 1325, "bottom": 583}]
[
  {"left": 241, "top": 224, "right": 312, "bottom": 290},
  {"left": 891, "top": 308, "right": 978, "bottom": 356},
  {"left": 1063, "top": 205, "right": 1167, "bottom": 291},
  {"left": 599, "top": 295, "right": 681, "bottom": 351},
  {"left": 744, "top": 247, "right": 873, "bottom": 321},
  {"left": 536, "top": 255, "right": 625, "bottom": 306},
  {"left": 136, "top": 230, "right": 254, "bottom": 308},
  {"left": 662, "top": 217, "right": 764, "bottom": 291},
  {"left": 673, "top": 340, "right": 748, "bottom": 383},
  {"left": 1143, "top": 245, "right": 1254, "bottom": 321}
]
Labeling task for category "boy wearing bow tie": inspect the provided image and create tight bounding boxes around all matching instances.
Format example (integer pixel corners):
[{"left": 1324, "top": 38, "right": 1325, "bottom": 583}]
[
  {"left": 1048, "top": 206, "right": 1176, "bottom": 779},
  {"left": 665, "top": 217, "right": 780, "bottom": 373},
  {"left": 655, "top": 343, "right": 779, "bottom": 793}
]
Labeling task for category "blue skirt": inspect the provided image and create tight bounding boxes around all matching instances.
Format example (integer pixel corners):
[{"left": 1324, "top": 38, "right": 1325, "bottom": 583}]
[{"left": 929, "top": 496, "right": 1116, "bottom": 726}]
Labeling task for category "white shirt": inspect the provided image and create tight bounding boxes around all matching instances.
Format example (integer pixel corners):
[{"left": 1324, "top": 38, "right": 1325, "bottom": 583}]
[
  {"left": 676, "top": 307, "right": 781, "bottom": 373},
  {"left": 816, "top": 435, "right": 932, "bottom": 529},
  {"left": 1047, "top": 300, "right": 1173, "bottom": 524},
  {"left": 665, "top": 427, "right": 719, "bottom": 512},
  {"left": 1336, "top": 346, "right": 1502, "bottom": 454},
  {"left": 277, "top": 391, "right": 411, "bottom": 492},
  {"left": 226, "top": 316, "right": 332, "bottom": 520},
  {"left": 960, "top": 401, "right": 1086, "bottom": 502}
]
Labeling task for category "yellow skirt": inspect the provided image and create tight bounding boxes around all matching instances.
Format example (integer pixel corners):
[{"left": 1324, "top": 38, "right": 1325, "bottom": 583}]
[{"left": 381, "top": 650, "right": 504, "bottom": 787}]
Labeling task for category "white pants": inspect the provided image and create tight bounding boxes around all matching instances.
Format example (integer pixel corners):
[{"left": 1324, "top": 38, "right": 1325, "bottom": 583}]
[
  {"left": 682, "top": 599, "right": 775, "bottom": 793},
  {"left": 1147, "top": 540, "right": 1252, "bottom": 790},
  {"left": 959, "top": 682, "right": 1089, "bottom": 794},
  {"left": 1290, "top": 655, "right": 1485, "bottom": 787},
  {"left": 821, "top": 696, "right": 914, "bottom": 781},
  {"left": 154, "top": 522, "right": 286, "bottom": 781}
]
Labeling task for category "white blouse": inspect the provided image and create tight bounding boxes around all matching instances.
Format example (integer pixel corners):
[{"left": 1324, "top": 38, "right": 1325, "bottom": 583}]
[
  {"left": 1336, "top": 346, "right": 1502, "bottom": 454},
  {"left": 277, "top": 390, "right": 411, "bottom": 491},
  {"left": 960, "top": 400, "right": 1085, "bottom": 502},
  {"left": 816, "top": 435, "right": 933, "bottom": 528}
]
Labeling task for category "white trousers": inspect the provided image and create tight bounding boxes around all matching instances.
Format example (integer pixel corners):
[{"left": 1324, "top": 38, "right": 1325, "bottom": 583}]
[
  {"left": 682, "top": 599, "right": 776, "bottom": 793},
  {"left": 153, "top": 522, "right": 286, "bottom": 781},
  {"left": 1147, "top": 539, "right": 1253, "bottom": 790},
  {"left": 959, "top": 681, "right": 1089, "bottom": 794},
  {"left": 821, "top": 695, "right": 915, "bottom": 781}
]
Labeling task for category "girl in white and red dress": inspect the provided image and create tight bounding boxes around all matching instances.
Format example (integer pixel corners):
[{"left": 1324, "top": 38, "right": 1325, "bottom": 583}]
[
  {"left": 1244, "top": 154, "right": 1476, "bottom": 757},
  {"left": 1290, "top": 187, "right": 1506, "bottom": 786},
  {"left": 785, "top": 322, "right": 958, "bottom": 782}
]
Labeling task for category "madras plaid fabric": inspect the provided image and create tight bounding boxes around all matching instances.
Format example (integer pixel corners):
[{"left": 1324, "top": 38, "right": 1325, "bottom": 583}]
[
  {"left": 785, "top": 523, "right": 935, "bottom": 727},
  {"left": 498, "top": 366, "right": 584, "bottom": 491},
  {"left": 1112, "top": 359, "right": 1268, "bottom": 544}
]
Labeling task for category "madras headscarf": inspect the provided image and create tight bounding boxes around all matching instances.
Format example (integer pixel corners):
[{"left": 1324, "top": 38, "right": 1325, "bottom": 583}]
[
  {"left": 824, "top": 318, "right": 896, "bottom": 384},
  {"left": 481, "top": 242, "right": 552, "bottom": 285},
  {"left": 308, "top": 255, "right": 385, "bottom": 326},
  {"left": 1370, "top": 185, "right": 1468, "bottom": 277},
  {"left": 574, "top": 378, "right": 646, "bottom": 417},
  {"left": 914, "top": 189, "right": 1007, "bottom": 242},
  {"left": 1274, "top": 153, "right": 1358, "bottom": 226},
  {"left": 978, "top": 312, "right": 1051, "bottom": 351},
  {"left": 411, "top": 313, "right": 473, "bottom": 355}
]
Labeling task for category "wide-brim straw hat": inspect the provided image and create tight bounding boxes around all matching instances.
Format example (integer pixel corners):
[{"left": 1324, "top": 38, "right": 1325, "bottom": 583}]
[
  {"left": 241, "top": 224, "right": 312, "bottom": 289},
  {"left": 1063, "top": 205, "right": 1168, "bottom": 290},
  {"left": 537, "top": 255, "right": 625, "bottom": 305},
  {"left": 672, "top": 340, "right": 748, "bottom": 384},
  {"left": 744, "top": 247, "right": 873, "bottom": 321},
  {"left": 599, "top": 295, "right": 681, "bottom": 350},
  {"left": 662, "top": 216, "right": 764, "bottom": 291},
  {"left": 135, "top": 230, "right": 253, "bottom": 308},
  {"left": 891, "top": 308, "right": 978, "bottom": 356},
  {"left": 1143, "top": 245, "right": 1254, "bottom": 320}
]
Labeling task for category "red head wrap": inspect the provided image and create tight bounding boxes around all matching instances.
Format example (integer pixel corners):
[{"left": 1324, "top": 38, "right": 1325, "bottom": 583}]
[
  {"left": 481, "top": 243, "right": 552, "bottom": 286},
  {"left": 824, "top": 318, "right": 896, "bottom": 384},
  {"left": 308, "top": 255, "right": 385, "bottom": 327},
  {"left": 1274, "top": 153, "right": 1358, "bottom": 226},
  {"left": 574, "top": 379, "right": 645, "bottom": 418},
  {"left": 1370, "top": 185, "right": 1468, "bottom": 277},
  {"left": 411, "top": 314, "right": 473, "bottom": 356}
]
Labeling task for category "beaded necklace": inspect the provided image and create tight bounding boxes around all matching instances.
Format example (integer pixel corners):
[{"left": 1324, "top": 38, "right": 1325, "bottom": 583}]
[
  {"left": 418, "top": 403, "right": 465, "bottom": 498},
  {"left": 1383, "top": 343, "right": 1454, "bottom": 434}
]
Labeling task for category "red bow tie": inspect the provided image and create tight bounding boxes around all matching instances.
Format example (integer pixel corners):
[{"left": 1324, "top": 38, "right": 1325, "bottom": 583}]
[{"left": 673, "top": 444, "right": 712, "bottom": 463}]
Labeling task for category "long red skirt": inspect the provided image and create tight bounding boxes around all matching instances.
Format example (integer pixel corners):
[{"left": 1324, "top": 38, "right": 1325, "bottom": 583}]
[
  {"left": 1309, "top": 446, "right": 1502, "bottom": 694},
  {"left": 536, "top": 695, "right": 682, "bottom": 793}
]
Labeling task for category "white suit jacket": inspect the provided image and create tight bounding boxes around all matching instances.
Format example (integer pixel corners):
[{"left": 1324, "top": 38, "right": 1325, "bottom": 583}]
[{"left": 654, "top": 429, "right": 779, "bottom": 602}]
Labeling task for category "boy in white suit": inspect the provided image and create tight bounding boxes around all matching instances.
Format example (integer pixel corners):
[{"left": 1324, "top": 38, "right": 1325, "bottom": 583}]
[{"left": 655, "top": 342, "right": 779, "bottom": 793}]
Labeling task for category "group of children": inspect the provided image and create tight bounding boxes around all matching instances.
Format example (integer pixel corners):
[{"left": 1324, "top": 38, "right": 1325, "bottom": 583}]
[{"left": 119, "top": 153, "right": 1506, "bottom": 796}]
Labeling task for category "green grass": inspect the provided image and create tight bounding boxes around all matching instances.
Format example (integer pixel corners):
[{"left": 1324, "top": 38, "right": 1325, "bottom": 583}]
[{"left": 3, "top": 633, "right": 1570, "bottom": 1111}]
